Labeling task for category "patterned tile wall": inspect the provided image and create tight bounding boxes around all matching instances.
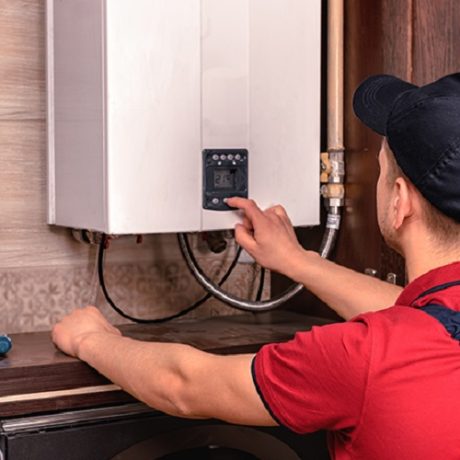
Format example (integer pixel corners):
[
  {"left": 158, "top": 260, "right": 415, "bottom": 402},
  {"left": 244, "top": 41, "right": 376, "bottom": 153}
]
[{"left": 0, "top": 1, "right": 269, "bottom": 333}]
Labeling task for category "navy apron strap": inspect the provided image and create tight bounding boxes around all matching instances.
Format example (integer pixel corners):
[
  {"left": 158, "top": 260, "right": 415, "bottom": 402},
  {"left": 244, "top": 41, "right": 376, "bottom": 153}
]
[
  {"left": 413, "top": 279, "right": 460, "bottom": 303},
  {"left": 412, "top": 279, "right": 460, "bottom": 342},
  {"left": 420, "top": 304, "right": 460, "bottom": 341}
]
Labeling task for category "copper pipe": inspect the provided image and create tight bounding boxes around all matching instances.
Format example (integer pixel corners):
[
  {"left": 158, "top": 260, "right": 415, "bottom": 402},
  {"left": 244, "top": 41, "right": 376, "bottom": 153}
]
[{"left": 328, "top": 0, "right": 344, "bottom": 154}]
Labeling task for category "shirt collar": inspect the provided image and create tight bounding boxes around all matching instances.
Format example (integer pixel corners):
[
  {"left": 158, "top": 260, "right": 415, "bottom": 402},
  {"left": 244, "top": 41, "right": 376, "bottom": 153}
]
[{"left": 396, "top": 261, "right": 460, "bottom": 307}]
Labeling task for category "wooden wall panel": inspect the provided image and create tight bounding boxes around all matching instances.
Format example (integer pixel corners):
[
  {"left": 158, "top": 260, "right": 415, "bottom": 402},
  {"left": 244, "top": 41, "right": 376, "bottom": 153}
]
[
  {"left": 335, "top": 0, "right": 385, "bottom": 276},
  {"left": 382, "top": 0, "right": 413, "bottom": 80},
  {"left": 413, "top": 0, "right": 460, "bottom": 83},
  {"left": 377, "top": 0, "right": 413, "bottom": 285},
  {"left": 0, "top": 1, "right": 45, "bottom": 120}
]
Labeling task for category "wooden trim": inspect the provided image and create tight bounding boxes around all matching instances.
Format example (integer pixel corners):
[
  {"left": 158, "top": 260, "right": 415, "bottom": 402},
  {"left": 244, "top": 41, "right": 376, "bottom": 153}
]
[{"left": 0, "top": 384, "right": 120, "bottom": 405}]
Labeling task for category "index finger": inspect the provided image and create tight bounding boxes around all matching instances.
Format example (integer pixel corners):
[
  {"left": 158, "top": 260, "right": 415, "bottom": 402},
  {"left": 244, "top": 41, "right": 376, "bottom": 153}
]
[{"left": 226, "top": 197, "right": 265, "bottom": 223}]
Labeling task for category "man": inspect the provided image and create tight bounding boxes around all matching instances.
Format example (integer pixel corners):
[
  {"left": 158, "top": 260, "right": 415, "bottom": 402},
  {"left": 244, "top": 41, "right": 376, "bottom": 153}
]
[{"left": 53, "top": 73, "right": 460, "bottom": 459}]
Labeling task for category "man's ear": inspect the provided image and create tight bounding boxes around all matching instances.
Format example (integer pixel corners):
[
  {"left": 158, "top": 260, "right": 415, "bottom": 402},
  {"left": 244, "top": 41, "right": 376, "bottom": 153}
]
[{"left": 392, "top": 177, "right": 413, "bottom": 230}]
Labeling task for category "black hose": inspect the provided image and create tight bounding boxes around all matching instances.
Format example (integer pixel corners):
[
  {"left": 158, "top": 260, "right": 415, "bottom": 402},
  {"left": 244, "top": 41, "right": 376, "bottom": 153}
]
[{"left": 98, "top": 234, "right": 242, "bottom": 324}]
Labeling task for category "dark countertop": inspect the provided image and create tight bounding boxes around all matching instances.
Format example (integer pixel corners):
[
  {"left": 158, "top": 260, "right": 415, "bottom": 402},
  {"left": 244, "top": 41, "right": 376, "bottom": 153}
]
[{"left": 0, "top": 311, "right": 332, "bottom": 418}]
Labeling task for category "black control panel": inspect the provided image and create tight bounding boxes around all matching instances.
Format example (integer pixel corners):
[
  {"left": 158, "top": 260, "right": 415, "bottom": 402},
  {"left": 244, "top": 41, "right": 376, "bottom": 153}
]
[{"left": 202, "top": 149, "right": 248, "bottom": 211}]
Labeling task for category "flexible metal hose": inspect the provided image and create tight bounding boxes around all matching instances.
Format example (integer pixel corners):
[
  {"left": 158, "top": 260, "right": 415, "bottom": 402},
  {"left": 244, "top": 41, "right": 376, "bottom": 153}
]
[{"left": 177, "top": 207, "right": 340, "bottom": 312}]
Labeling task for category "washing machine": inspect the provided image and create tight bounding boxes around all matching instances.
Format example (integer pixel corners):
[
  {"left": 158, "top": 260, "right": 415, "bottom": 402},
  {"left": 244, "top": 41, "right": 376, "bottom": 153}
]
[{"left": 0, "top": 403, "right": 329, "bottom": 459}]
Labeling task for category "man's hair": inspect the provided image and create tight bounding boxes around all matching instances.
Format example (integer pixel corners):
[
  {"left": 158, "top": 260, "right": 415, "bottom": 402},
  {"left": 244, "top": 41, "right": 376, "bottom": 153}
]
[{"left": 385, "top": 145, "right": 460, "bottom": 246}]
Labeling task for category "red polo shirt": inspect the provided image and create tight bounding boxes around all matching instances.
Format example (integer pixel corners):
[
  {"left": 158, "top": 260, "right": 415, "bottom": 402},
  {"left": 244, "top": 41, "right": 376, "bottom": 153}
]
[{"left": 252, "top": 262, "right": 460, "bottom": 459}]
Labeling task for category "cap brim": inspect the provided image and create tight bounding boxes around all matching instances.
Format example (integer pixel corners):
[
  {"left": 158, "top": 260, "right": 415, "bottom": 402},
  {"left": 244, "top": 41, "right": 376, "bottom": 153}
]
[{"left": 353, "top": 75, "right": 418, "bottom": 135}]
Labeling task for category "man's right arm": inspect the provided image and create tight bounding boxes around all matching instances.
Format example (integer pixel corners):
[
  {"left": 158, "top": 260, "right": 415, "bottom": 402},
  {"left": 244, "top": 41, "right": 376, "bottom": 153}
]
[
  {"left": 285, "top": 250, "right": 402, "bottom": 319},
  {"left": 226, "top": 197, "right": 402, "bottom": 320}
]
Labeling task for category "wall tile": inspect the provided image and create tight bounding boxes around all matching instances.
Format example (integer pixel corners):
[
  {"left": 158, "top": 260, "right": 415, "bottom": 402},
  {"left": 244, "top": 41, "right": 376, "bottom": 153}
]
[{"left": 0, "top": 253, "right": 269, "bottom": 333}]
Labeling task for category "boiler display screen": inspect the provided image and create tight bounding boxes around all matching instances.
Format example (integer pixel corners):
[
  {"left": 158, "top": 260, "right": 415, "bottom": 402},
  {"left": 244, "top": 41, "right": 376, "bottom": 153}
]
[{"left": 213, "top": 169, "right": 236, "bottom": 189}]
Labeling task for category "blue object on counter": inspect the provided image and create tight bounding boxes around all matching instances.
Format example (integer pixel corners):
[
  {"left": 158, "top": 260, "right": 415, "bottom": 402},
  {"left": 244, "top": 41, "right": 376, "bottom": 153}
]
[{"left": 0, "top": 335, "right": 12, "bottom": 354}]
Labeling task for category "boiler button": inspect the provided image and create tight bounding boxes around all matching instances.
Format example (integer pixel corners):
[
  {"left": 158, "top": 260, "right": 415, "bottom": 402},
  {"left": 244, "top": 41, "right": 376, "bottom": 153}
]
[
  {"left": 235, "top": 154, "right": 241, "bottom": 160},
  {"left": 212, "top": 198, "right": 220, "bottom": 205},
  {"left": 212, "top": 154, "right": 219, "bottom": 161},
  {"left": 220, "top": 154, "right": 227, "bottom": 161},
  {"left": 228, "top": 154, "right": 234, "bottom": 160}
]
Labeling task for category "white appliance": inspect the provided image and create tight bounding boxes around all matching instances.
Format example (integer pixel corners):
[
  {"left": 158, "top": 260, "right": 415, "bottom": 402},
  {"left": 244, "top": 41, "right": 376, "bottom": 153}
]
[{"left": 47, "top": 0, "right": 321, "bottom": 234}]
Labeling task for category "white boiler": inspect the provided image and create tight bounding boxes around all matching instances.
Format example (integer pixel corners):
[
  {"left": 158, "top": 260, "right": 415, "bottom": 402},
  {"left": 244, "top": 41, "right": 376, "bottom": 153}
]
[{"left": 47, "top": 0, "right": 321, "bottom": 234}]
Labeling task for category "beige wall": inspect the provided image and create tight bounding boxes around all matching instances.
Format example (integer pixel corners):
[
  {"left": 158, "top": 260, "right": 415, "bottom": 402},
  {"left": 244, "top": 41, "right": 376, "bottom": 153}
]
[{"left": 0, "top": 1, "right": 266, "bottom": 333}]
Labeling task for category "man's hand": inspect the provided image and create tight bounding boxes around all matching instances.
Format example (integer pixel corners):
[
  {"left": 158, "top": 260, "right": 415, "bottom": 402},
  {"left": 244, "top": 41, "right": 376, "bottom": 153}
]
[
  {"left": 52, "top": 306, "right": 121, "bottom": 358},
  {"left": 226, "top": 197, "right": 310, "bottom": 280}
]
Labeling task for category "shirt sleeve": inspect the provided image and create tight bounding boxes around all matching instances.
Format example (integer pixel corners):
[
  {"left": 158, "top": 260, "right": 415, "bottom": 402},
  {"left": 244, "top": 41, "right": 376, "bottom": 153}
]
[{"left": 252, "top": 317, "right": 372, "bottom": 434}]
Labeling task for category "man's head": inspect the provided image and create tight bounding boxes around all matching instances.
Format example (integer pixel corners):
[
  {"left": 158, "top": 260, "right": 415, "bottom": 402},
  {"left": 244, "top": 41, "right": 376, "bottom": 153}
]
[
  {"left": 376, "top": 139, "right": 460, "bottom": 254},
  {"left": 353, "top": 73, "right": 460, "bottom": 254}
]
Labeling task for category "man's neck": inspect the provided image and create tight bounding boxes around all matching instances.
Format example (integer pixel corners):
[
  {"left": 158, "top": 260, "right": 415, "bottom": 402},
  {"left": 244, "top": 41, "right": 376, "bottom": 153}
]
[{"left": 404, "top": 239, "right": 460, "bottom": 283}]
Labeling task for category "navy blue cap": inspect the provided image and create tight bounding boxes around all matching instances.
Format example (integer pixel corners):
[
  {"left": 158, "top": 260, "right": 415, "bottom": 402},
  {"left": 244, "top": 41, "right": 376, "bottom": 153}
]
[{"left": 353, "top": 73, "right": 460, "bottom": 222}]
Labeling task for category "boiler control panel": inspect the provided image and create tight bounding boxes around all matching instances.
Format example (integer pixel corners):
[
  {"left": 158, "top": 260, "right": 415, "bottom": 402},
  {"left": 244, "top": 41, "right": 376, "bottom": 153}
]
[{"left": 202, "top": 149, "right": 248, "bottom": 211}]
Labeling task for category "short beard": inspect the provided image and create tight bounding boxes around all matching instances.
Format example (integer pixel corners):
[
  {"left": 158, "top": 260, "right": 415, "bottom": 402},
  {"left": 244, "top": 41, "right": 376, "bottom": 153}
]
[
  {"left": 382, "top": 231, "right": 403, "bottom": 255},
  {"left": 379, "top": 212, "right": 403, "bottom": 256}
]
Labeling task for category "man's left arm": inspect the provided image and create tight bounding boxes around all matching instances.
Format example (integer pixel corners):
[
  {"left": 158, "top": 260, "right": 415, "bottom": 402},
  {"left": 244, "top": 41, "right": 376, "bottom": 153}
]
[{"left": 52, "top": 306, "right": 277, "bottom": 427}]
